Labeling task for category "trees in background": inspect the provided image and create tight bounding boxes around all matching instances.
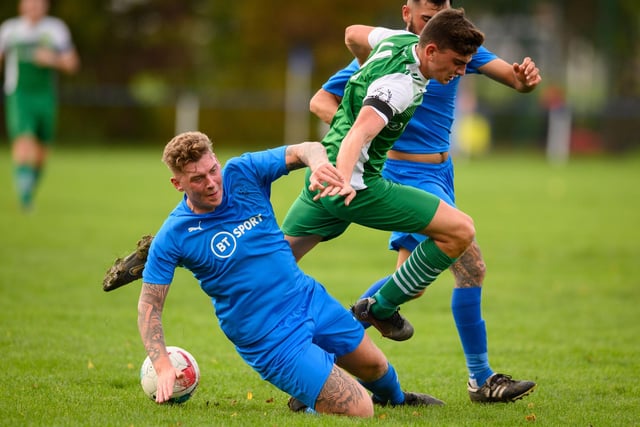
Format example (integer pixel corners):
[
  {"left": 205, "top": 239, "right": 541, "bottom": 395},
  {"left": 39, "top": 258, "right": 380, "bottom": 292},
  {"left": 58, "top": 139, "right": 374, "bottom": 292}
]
[{"left": 0, "top": 0, "right": 637, "bottom": 147}]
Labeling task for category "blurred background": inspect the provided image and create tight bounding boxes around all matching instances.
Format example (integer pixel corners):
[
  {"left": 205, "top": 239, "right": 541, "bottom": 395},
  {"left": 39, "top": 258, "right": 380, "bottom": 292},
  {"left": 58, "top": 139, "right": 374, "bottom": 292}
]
[{"left": 1, "top": 0, "right": 638, "bottom": 157}]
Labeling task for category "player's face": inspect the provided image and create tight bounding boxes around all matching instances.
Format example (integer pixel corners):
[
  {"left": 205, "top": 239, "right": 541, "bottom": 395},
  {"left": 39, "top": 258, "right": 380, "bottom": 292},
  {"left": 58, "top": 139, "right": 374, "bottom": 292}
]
[
  {"left": 425, "top": 46, "right": 471, "bottom": 84},
  {"left": 402, "top": 0, "right": 451, "bottom": 35},
  {"left": 20, "top": 0, "right": 48, "bottom": 21},
  {"left": 172, "top": 153, "right": 223, "bottom": 214}
]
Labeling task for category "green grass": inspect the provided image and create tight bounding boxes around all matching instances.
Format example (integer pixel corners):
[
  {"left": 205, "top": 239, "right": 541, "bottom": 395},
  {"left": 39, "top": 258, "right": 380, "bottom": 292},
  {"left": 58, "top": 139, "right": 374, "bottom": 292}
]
[{"left": 1, "top": 144, "right": 639, "bottom": 426}]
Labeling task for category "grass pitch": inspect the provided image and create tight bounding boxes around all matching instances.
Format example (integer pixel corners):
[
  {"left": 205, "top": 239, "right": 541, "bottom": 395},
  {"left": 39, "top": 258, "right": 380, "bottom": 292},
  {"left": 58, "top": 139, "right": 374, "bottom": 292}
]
[{"left": 0, "top": 144, "right": 638, "bottom": 426}]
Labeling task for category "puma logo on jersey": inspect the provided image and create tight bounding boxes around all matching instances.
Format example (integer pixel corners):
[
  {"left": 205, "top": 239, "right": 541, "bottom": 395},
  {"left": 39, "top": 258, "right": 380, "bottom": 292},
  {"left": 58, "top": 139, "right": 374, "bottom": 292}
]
[{"left": 188, "top": 221, "right": 203, "bottom": 232}]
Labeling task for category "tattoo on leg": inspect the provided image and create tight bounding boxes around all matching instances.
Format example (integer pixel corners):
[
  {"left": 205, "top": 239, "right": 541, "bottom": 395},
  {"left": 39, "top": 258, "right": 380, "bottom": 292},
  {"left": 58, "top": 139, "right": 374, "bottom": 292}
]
[
  {"left": 316, "top": 365, "right": 367, "bottom": 415},
  {"left": 449, "top": 241, "right": 486, "bottom": 289}
]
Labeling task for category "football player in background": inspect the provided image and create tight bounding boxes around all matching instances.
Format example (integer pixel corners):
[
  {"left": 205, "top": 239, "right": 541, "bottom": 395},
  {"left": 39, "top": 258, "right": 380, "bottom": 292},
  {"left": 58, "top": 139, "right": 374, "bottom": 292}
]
[{"left": 0, "top": 0, "right": 80, "bottom": 212}]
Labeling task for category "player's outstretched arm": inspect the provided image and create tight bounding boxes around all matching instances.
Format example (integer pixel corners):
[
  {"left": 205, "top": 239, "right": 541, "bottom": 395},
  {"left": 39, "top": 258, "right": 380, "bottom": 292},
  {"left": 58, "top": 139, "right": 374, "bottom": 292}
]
[
  {"left": 334, "top": 106, "right": 387, "bottom": 206},
  {"left": 285, "top": 142, "right": 345, "bottom": 199},
  {"left": 512, "top": 57, "right": 541, "bottom": 92},
  {"left": 32, "top": 47, "right": 80, "bottom": 74},
  {"left": 138, "top": 283, "right": 183, "bottom": 403},
  {"left": 480, "top": 57, "right": 541, "bottom": 93}
]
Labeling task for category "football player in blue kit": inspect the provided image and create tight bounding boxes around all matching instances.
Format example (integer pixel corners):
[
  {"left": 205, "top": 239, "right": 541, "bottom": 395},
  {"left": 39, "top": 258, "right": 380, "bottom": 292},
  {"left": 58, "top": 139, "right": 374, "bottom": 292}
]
[{"left": 136, "top": 131, "right": 443, "bottom": 417}]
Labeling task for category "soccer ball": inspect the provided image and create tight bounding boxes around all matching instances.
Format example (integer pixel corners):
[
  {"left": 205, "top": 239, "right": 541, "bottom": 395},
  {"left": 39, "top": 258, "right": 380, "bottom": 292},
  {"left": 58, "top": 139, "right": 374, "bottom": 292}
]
[{"left": 140, "top": 346, "right": 200, "bottom": 403}]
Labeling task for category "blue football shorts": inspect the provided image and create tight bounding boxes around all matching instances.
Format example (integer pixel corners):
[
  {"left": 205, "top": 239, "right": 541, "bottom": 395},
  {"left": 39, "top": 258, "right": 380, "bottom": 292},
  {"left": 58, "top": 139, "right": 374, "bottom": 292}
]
[
  {"left": 235, "top": 282, "right": 364, "bottom": 409},
  {"left": 382, "top": 157, "right": 456, "bottom": 252}
]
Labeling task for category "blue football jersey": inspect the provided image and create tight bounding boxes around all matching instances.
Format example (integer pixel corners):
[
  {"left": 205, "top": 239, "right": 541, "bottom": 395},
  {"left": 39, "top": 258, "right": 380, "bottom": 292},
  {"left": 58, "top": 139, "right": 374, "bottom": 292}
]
[{"left": 143, "top": 146, "right": 316, "bottom": 347}]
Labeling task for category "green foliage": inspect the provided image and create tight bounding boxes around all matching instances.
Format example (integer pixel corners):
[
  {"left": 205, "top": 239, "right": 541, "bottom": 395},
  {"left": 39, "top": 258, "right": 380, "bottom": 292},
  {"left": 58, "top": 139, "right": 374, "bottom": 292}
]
[
  {"left": 1, "top": 146, "right": 639, "bottom": 426},
  {"left": 2, "top": 1, "right": 638, "bottom": 146}
]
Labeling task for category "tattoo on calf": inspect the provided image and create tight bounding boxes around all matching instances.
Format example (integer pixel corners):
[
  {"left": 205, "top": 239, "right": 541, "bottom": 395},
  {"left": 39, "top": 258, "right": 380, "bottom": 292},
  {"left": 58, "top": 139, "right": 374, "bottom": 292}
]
[{"left": 449, "top": 241, "right": 486, "bottom": 288}]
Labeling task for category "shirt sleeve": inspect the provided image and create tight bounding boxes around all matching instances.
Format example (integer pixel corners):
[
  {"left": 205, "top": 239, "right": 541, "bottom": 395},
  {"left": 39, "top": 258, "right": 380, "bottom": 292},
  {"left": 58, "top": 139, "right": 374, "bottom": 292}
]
[
  {"left": 362, "top": 73, "right": 417, "bottom": 124},
  {"left": 0, "top": 20, "right": 13, "bottom": 53},
  {"left": 368, "top": 27, "right": 412, "bottom": 48},
  {"left": 142, "top": 229, "right": 179, "bottom": 286},
  {"left": 233, "top": 146, "right": 289, "bottom": 188},
  {"left": 322, "top": 59, "right": 359, "bottom": 97},
  {"left": 467, "top": 45, "right": 499, "bottom": 74},
  {"left": 51, "top": 18, "right": 74, "bottom": 52}
]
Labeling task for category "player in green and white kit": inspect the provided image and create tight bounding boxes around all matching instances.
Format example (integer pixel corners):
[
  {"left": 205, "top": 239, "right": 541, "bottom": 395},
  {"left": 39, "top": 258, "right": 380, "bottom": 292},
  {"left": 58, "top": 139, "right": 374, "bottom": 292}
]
[
  {"left": 282, "top": 9, "right": 484, "bottom": 339},
  {"left": 0, "top": 0, "right": 79, "bottom": 211}
]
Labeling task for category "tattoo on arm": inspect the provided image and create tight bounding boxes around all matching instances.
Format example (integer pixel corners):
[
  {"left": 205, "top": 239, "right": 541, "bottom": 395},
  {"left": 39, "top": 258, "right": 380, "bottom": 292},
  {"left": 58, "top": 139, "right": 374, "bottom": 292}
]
[
  {"left": 285, "top": 145, "right": 306, "bottom": 170},
  {"left": 138, "top": 283, "right": 170, "bottom": 363},
  {"left": 285, "top": 143, "right": 327, "bottom": 171}
]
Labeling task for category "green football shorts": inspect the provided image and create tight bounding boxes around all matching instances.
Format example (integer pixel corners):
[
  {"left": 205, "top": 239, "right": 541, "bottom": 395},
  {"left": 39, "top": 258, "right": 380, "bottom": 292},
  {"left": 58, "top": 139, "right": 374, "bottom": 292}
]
[
  {"left": 5, "top": 91, "right": 57, "bottom": 144},
  {"left": 281, "top": 169, "right": 441, "bottom": 241}
]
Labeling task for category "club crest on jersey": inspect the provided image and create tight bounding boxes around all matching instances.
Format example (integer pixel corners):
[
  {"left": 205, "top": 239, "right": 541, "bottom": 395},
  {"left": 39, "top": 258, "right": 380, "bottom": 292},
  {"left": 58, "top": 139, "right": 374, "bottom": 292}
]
[{"left": 371, "top": 87, "right": 393, "bottom": 104}]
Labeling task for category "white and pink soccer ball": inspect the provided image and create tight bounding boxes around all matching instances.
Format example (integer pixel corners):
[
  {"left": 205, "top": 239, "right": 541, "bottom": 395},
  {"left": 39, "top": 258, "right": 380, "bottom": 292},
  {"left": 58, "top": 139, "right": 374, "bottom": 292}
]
[{"left": 140, "top": 346, "right": 200, "bottom": 403}]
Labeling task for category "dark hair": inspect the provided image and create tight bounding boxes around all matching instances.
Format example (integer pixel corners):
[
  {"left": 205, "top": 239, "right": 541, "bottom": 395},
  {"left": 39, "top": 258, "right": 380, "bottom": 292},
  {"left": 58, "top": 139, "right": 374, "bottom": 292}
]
[
  {"left": 409, "top": 0, "right": 453, "bottom": 7},
  {"left": 418, "top": 8, "right": 484, "bottom": 56},
  {"left": 412, "top": 0, "right": 453, "bottom": 7}
]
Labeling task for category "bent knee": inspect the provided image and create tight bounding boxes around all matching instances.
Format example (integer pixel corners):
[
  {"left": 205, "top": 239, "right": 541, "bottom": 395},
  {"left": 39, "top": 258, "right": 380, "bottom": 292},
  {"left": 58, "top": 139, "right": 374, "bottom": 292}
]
[
  {"left": 316, "top": 382, "right": 374, "bottom": 417},
  {"left": 451, "top": 212, "right": 476, "bottom": 246},
  {"left": 452, "top": 215, "right": 475, "bottom": 255},
  {"left": 351, "top": 398, "right": 374, "bottom": 418},
  {"left": 459, "top": 215, "right": 475, "bottom": 246}
]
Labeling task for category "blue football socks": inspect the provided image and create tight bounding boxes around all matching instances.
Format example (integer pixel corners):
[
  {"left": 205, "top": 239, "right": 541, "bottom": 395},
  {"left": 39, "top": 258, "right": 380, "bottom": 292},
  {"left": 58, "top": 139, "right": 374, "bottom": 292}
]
[
  {"left": 451, "top": 287, "right": 493, "bottom": 386},
  {"left": 360, "top": 275, "right": 390, "bottom": 301},
  {"left": 359, "top": 363, "right": 405, "bottom": 405},
  {"left": 363, "top": 270, "right": 494, "bottom": 386}
]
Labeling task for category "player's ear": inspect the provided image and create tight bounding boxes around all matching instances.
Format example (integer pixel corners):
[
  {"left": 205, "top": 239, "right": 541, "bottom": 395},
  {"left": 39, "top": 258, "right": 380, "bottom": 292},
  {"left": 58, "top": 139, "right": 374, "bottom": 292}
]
[
  {"left": 401, "top": 5, "right": 411, "bottom": 25},
  {"left": 425, "top": 43, "right": 437, "bottom": 59},
  {"left": 170, "top": 176, "right": 184, "bottom": 192}
]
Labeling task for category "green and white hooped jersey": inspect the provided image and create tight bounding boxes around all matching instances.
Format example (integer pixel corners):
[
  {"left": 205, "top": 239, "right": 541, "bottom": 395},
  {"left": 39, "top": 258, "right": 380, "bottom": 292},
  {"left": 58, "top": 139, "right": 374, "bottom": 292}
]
[
  {"left": 0, "top": 16, "right": 73, "bottom": 95},
  {"left": 323, "top": 28, "right": 429, "bottom": 190}
]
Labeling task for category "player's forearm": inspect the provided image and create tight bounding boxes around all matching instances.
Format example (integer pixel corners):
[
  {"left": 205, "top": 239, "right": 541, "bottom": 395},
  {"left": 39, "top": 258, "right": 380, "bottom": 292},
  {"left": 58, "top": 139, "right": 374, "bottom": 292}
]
[
  {"left": 285, "top": 141, "right": 331, "bottom": 171},
  {"left": 335, "top": 133, "right": 367, "bottom": 183},
  {"left": 57, "top": 51, "right": 80, "bottom": 74},
  {"left": 310, "top": 89, "right": 341, "bottom": 125},
  {"left": 33, "top": 48, "right": 79, "bottom": 74},
  {"left": 336, "top": 108, "right": 386, "bottom": 181},
  {"left": 482, "top": 58, "right": 540, "bottom": 93},
  {"left": 138, "top": 283, "right": 170, "bottom": 366}
]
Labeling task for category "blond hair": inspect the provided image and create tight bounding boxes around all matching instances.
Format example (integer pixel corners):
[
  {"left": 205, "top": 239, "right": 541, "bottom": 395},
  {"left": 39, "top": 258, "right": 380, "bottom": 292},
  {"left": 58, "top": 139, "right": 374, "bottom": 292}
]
[{"left": 162, "top": 131, "right": 213, "bottom": 174}]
